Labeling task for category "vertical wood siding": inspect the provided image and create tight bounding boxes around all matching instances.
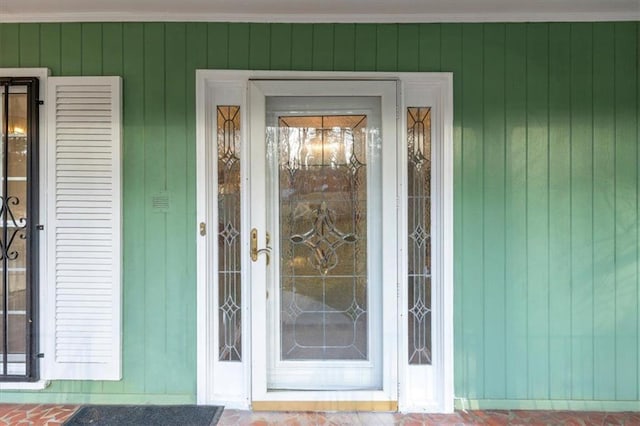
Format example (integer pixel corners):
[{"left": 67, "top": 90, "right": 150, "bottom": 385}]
[{"left": 0, "top": 22, "right": 637, "bottom": 405}]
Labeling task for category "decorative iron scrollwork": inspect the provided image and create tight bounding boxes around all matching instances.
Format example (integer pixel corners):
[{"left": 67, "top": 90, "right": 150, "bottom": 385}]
[{"left": 0, "top": 196, "right": 26, "bottom": 261}]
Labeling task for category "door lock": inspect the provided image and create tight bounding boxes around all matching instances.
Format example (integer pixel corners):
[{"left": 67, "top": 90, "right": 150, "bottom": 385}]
[{"left": 251, "top": 228, "right": 272, "bottom": 265}]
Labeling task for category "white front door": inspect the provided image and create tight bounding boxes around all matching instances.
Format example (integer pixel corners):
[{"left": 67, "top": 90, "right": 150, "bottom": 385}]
[
  {"left": 249, "top": 80, "right": 398, "bottom": 401},
  {"left": 196, "top": 71, "right": 453, "bottom": 412}
]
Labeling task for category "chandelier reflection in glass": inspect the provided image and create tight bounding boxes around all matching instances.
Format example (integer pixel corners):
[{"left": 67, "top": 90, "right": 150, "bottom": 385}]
[{"left": 277, "top": 115, "right": 366, "bottom": 173}]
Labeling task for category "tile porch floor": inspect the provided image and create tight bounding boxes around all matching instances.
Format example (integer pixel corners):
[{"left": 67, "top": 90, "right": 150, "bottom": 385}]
[{"left": 1, "top": 404, "right": 639, "bottom": 425}]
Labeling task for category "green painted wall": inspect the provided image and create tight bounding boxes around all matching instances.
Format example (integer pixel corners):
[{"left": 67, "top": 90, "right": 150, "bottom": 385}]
[{"left": 0, "top": 22, "right": 638, "bottom": 408}]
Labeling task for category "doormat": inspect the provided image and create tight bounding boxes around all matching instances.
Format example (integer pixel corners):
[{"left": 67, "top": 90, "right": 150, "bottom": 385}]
[{"left": 64, "top": 405, "right": 224, "bottom": 426}]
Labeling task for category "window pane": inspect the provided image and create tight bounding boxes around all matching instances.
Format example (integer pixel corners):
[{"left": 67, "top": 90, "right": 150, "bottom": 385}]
[
  {"left": 407, "top": 107, "right": 432, "bottom": 365},
  {"left": 1, "top": 83, "right": 30, "bottom": 378},
  {"left": 277, "top": 115, "right": 369, "bottom": 360},
  {"left": 217, "top": 106, "right": 242, "bottom": 361}
]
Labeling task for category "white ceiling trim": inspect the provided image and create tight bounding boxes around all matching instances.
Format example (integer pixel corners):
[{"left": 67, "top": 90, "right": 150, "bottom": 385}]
[{"left": 1, "top": 11, "right": 639, "bottom": 23}]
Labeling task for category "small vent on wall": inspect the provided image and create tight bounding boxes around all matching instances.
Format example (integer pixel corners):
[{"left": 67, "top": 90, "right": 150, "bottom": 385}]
[{"left": 151, "top": 192, "right": 171, "bottom": 213}]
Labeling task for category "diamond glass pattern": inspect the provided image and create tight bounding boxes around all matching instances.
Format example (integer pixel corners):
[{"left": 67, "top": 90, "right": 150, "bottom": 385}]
[
  {"left": 276, "top": 115, "right": 369, "bottom": 360},
  {"left": 408, "top": 107, "right": 432, "bottom": 365},
  {"left": 217, "top": 106, "right": 242, "bottom": 361}
]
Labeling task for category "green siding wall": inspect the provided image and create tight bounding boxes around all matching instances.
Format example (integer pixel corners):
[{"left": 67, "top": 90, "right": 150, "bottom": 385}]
[{"left": 0, "top": 22, "right": 638, "bottom": 408}]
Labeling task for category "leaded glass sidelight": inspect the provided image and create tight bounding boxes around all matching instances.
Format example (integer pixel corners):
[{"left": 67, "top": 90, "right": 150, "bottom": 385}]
[
  {"left": 276, "top": 115, "right": 369, "bottom": 361},
  {"left": 407, "top": 107, "right": 432, "bottom": 365},
  {"left": 217, "top": 106, "right": 242, "bottom": 361}
]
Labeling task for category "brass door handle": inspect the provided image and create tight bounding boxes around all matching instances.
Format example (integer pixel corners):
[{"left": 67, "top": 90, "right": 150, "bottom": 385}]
[{"left": 251, "top": 228, "right": 272, "bottom": 265}]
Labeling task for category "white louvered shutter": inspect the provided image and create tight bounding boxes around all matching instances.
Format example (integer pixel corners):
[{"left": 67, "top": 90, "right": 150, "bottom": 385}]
[{"left": 44, "top": 77, "right": 122, "bottom": 380}]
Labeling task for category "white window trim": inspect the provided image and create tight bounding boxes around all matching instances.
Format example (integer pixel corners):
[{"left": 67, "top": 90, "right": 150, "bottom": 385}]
[
  {"left": 196, "top": 70, "right": 453, "bottom": 412},
  {"left": 0, "top": 380, "right": 50, "bottom": 390}
]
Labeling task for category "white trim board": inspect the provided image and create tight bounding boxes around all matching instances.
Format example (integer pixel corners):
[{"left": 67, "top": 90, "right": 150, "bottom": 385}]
[
  {"left": 456, "top": 399, "right": 640, "bottom": 412},
  {"left": 1, "top": 11, "right": 639, "bottom": 23},
  {"left": 0, "top": 380, "right": 50, "bottom": 391}
]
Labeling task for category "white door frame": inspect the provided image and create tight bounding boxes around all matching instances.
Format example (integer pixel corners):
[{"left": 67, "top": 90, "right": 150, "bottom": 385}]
[
  {"left": 249, "top": 80, "right": 397, "bottom": 402},
  {"left": 196, "top": 70, "right": 454, "bottom": 412}
]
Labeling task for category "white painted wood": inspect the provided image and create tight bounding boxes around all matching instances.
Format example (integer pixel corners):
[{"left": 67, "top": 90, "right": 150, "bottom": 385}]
[
  {"left": 0, "top": 380, "right": 50, "bottom": 390},
  {"left": 196, "top": 72, "right": 251, "bottom": 408},
  {"left": 44, "top": 76, "right": 122, "bottom": 380},
  {"left": 263, "top": 94, "right": 385, "bottom": 390},
  {"left": 2, "top": 0, "right": 638, "bottom": 22},
  {"left": 196, "top": 70, "right": 453, "bottom": 412},
  {"left": 195, "top": 71, "right": 209, "bottom": 405},
  {"left": 248, "top": 80, "right": 269, "bottom": 403},
  {"left": 249, "top": 79, "right": 397, "bottom": 401},
  {"left": 398, "top": 74, "right": 454, "bottom": 413},
  {"left": 440, "top": 74, "right": 455, "bottom": 414}
]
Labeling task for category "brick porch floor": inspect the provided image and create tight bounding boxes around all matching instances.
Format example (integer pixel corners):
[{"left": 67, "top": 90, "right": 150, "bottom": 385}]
[{"left": 1, "top": 404, "right": 639, "bottom": 425}]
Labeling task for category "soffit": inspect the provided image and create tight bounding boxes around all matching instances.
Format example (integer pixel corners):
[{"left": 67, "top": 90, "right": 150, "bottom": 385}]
[{"left": 1, "top": 0, "right": 638, "bottom": 22}]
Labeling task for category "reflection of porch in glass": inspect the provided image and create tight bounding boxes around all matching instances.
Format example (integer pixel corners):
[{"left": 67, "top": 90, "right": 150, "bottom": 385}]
[
  {"left": 0, "top": 308, "right": 27, "bottom": 376},
  {"left": 0, "top": 356, "right": 26, "bottom": 375},
  {"left": 281, "top": 289, "right": 367, "bottom": 360},
  {"left": 277, "top": 114, "right": 369, "bottom": 362}
]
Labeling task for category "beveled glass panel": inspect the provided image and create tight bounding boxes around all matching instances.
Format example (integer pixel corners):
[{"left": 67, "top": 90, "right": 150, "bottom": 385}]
[
  {"left": 407, "top": 107, "right": 432, "bottom": 365},
  {"left": 277, "top": 115, "right": 369, "bottom": 360},
  {"left": 217, "top": 105, "right": 242, "bottom": 361}
]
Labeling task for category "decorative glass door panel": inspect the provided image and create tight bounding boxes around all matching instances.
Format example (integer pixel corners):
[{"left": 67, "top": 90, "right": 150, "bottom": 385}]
[
  {"left": 267, "top": 97, "right": 382, "bottom": 389},
  {"left": 277, "top": 114, "right": 368, "bottom": 361},
  {"left": 250, "top": 89, "right": 392, "bottom": 392},
  {"left": 200, "top": 72, "right": 450, "bottom": 409}
]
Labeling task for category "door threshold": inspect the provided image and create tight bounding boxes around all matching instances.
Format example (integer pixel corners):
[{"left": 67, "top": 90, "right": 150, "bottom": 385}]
[{"left": 251, "top": 400, "right": 398, "bottom": 412}]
